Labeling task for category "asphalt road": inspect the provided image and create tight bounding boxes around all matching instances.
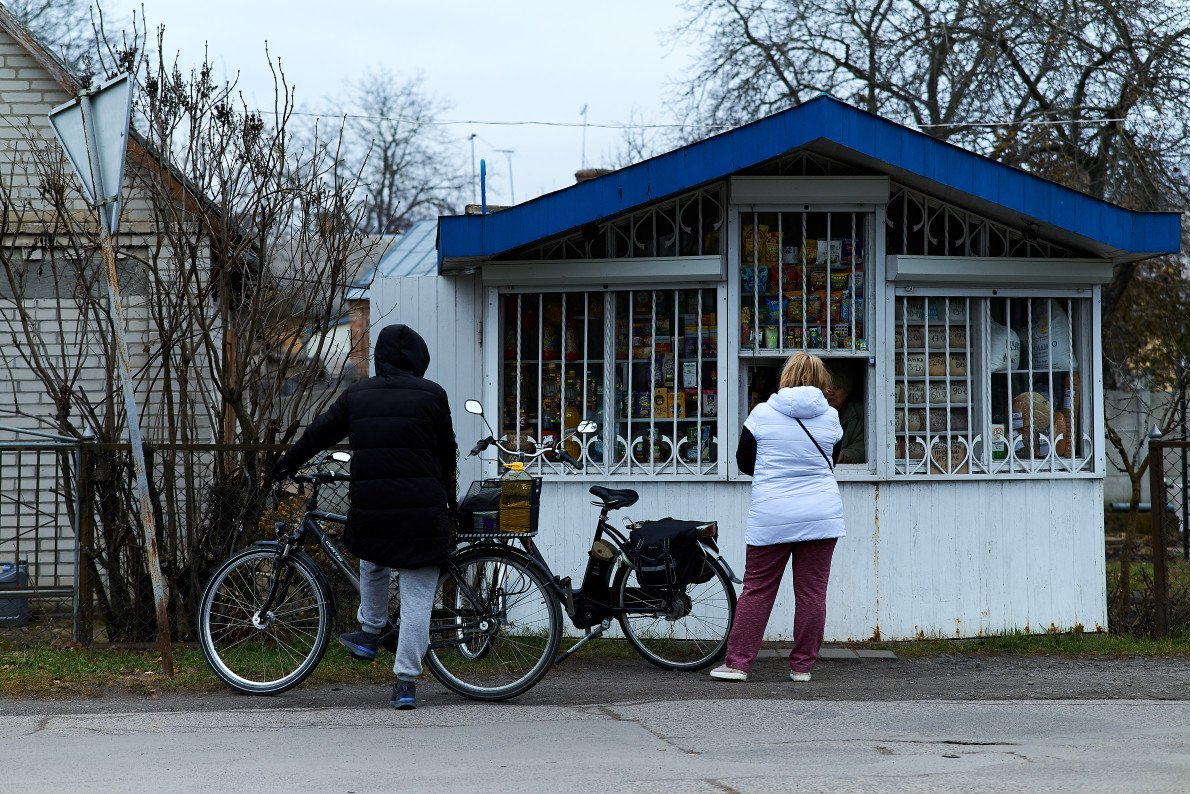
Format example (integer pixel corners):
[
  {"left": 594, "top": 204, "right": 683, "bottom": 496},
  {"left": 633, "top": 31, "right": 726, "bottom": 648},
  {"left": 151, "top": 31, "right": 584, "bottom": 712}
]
[
  {"left": 4, "top": 697, "right": 1189, "bottom": 792},
  {"left": 4, "top": 653, "right": 1190, "bottom": 791}
]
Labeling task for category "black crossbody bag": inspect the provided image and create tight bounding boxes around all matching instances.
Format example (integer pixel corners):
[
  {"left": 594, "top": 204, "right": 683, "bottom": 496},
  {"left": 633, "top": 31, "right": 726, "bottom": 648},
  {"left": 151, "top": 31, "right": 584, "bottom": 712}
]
[{"left": 795, "top": 418, "right": 835, "bottom": 472}]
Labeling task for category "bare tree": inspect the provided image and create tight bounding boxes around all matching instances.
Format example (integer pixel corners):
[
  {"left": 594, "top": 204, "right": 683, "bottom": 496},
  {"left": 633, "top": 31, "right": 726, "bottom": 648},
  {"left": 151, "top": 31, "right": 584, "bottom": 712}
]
[
  {"left": 2, "top": 0, "right": 123, "bottom": 69},
  {"left": 0, "top": 21, "right": 377, "bottom": 639},
  {"left": 671, "top": 0, "right": 1190, "bottom": 302},
  {"left": 328, "top": 70, "right": 467, "bottom": 234}
]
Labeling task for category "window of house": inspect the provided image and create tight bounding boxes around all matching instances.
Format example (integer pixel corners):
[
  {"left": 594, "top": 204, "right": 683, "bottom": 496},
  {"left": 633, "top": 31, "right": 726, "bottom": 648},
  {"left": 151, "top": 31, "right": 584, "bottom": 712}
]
[
  {"left": 500, "top": 288, "right": 720, "bottom": 477},
  {"left": 893, "top": 294, "right": 1092, "bottom": 476},
  {"left": 738, "top": 210, "right": 873, "bottom": 467}
]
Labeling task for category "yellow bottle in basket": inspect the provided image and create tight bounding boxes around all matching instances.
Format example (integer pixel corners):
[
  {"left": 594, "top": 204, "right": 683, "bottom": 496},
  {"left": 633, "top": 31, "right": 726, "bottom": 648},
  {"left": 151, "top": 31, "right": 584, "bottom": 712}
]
[{"left": 498, "top": 462, "right": 533, "bottom": 534}]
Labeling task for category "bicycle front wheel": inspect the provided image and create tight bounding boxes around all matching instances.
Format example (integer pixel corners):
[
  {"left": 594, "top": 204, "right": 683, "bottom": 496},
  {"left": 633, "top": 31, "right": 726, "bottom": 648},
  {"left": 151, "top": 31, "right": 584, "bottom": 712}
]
[
  {"left": 425, "top": 549, "right": 561, "bottom": 701},
  {"left": 615, "top": 552, "right": 736, "bottom": 671},
  {"left": 198, "top": 546, "right": 332, "bottom": 695}
]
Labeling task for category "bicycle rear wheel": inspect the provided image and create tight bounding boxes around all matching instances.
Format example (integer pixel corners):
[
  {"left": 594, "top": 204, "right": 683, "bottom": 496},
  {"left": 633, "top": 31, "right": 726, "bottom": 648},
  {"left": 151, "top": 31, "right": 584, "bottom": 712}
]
[
  {"left": 614, "top": 552, "right": 736, "bottom": 671},
  {"left": 425, "top": 549, "right": 561, "bottom": 701},
  {"left": 198, "top": 546, "right": 332, "bottom": 695}
]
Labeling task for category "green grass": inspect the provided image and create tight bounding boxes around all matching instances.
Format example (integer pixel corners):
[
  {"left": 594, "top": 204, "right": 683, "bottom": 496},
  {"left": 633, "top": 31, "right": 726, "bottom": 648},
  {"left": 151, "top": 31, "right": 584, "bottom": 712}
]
[
  {"left": 856, "top": 631, "right": 1190, "bottom": 658},
  {"left": 3, "top": 630, "right": 1189, "bottom": 698}
]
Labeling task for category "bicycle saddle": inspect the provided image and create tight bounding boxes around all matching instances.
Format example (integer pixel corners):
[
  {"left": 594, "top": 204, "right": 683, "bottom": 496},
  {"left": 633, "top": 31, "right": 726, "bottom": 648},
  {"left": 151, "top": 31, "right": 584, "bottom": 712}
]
[{"left": 589, "top": 486, "right": 639, "bottom": 509}]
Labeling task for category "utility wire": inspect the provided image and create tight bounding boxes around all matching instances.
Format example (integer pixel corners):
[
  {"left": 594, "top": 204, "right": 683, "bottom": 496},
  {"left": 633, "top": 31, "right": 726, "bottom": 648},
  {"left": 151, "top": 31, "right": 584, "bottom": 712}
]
[{"left": 266, "top": 109, "right": 1134, "bottom": 132}]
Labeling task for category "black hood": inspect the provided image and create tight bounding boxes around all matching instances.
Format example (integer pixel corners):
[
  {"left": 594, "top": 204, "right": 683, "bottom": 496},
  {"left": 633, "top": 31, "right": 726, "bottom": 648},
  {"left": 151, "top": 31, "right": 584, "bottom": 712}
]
[{"left": 375, "top": 324, "right": 430, "bottom": 377}]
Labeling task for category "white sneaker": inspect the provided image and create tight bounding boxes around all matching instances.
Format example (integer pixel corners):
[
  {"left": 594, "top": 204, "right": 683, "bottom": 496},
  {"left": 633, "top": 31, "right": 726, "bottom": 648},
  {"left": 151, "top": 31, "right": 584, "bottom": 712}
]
[
  {"left": 709, "top": 664, "right": 749, "bottom": 682},
  {"left": 789, "top": 671, "right": 812, "bottom": 682}
]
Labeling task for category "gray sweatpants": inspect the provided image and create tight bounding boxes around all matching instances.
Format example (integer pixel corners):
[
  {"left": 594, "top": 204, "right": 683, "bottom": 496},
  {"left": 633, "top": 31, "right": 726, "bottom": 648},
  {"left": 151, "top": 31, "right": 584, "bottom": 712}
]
[{"left": 357, "top": 560, "right": 440, "bottom": 682}]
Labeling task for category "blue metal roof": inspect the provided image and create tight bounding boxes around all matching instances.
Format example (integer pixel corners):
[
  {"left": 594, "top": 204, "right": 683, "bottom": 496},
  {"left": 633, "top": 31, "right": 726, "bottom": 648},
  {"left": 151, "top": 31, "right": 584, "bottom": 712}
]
[
  {"left": 438, "top": 95, "right": 1181, "bottom": 268},
  {"left": 347, "top": 221, "right": 439, "bottom": 300}
]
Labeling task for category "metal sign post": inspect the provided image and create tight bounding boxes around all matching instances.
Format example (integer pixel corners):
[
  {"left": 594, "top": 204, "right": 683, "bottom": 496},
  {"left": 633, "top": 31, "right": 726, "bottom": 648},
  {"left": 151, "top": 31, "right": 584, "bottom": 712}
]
[{"left": 49, "top": 74, "right": 174, "bottom": 675}]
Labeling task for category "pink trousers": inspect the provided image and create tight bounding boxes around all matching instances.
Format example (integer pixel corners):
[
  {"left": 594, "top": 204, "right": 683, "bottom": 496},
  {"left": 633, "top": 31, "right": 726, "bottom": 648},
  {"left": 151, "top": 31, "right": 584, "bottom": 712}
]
[{"left": 725, "top": 538, "right": 838, "bottom": 673}]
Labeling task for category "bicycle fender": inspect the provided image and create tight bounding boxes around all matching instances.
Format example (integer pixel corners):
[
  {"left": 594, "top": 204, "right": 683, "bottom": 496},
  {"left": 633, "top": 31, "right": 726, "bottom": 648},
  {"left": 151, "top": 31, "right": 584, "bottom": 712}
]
[
  {"left": 250, "top": 541, "right": 340, "bottom": 620},
  {"left": 698, "top": 540, "right": 742, "bottom": 585},
  {"left": 450, "top": 542, "right": 546, "bottom": 577}
]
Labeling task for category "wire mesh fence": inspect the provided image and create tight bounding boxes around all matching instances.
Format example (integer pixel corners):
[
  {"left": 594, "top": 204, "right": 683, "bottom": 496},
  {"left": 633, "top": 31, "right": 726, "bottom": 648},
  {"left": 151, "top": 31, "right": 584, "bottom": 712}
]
[
  {"left": 0, "top": 439, "right": 354, "bottom": 646},
  {"left": 0, "top": 440, "right": 80, "bottom": 644},
  {"left": 1146, "top": 437, "right": 1190, "bottom": 636}
]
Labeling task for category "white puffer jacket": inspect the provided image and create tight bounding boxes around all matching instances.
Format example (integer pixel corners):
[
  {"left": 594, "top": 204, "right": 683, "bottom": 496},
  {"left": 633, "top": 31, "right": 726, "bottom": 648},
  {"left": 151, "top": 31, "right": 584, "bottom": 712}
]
[{"left": 743, "top": 386, "right": 846, "bottom": 546}]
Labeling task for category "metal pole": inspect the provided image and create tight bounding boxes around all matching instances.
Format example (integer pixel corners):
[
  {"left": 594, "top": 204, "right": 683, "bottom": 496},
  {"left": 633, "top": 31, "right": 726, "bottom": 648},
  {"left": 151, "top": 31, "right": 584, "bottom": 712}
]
[
  {"left": 79, "top": 93, "right": 174, "bottom": 674},
  {"left": 469, "top": 133, "right": 477, "bottom": 205},
  {"left": 1148, "top": 438, "right": 1169, "bottom": 638},
  {"left": 76, "top": 446, "right": 94, "bottom": 645}
]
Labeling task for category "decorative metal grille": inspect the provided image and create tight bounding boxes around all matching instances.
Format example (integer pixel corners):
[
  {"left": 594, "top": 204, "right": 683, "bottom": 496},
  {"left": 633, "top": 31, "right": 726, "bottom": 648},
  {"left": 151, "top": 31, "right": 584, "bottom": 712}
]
[
  {"left": 739, "top": 210, "right": 869, "bottom": 355},
  {"left": 497, "top": 185, "right": 725, "bottom": 262},
  {"left": 894, "top": 295, "right": 1093, "bottom": 476},
  {"left": 887, "top": 185, "right": 1081, "bottom": 258},
  {"left": 743, "top": 150, "right": 866, "bottom": 177},
  {"left": 500, "top": 288, "right": 720, "bottom": 477}
]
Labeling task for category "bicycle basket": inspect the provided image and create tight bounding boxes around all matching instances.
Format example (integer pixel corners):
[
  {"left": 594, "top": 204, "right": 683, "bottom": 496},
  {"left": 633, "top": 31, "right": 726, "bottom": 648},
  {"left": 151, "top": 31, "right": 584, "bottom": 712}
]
[{"left": 457, "top": 477, "right": 543, "bottom": 538}]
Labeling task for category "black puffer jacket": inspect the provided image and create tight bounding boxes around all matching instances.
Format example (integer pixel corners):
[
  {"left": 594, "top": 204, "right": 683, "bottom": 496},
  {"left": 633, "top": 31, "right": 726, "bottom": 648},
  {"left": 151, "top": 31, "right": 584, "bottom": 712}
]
[{"left": 276, "top": 324, "right": 457, "bottom": 569}]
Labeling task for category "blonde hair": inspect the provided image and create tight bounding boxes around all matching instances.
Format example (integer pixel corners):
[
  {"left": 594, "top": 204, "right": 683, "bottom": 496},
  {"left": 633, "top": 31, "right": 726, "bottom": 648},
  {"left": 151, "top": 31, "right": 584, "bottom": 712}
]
[{"left": 779, "top": 352, "right": 833, "bottom": 392}]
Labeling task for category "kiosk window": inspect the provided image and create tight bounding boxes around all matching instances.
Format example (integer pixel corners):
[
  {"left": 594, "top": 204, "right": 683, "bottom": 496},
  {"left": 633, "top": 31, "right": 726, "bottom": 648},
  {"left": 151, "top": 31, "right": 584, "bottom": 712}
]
[
  {"left": 500, "top": 288, "right": 720, "bottom": 477},
  {"left": 893, "top": 295, "right": 1092, "bottom": 476}
]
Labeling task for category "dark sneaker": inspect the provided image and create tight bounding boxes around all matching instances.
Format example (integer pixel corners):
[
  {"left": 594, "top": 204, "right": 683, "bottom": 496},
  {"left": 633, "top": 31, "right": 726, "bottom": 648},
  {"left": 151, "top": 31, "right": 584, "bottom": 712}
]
[
  {"left": 391, "top": 680, "right": 416, "bottom": 710},
  {"left": 339, "top": 629, "right": 383, "bottom": 660}
]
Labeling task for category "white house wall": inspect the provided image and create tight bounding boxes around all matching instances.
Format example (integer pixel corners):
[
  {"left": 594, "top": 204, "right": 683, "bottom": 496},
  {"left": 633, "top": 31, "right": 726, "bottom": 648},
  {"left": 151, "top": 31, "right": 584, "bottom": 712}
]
[
  {"left": 370, "top": 273, "right": 484, "bottom": 489},
  {"left": 530, "top": 478, "right": 1107, "bottom": 641}
]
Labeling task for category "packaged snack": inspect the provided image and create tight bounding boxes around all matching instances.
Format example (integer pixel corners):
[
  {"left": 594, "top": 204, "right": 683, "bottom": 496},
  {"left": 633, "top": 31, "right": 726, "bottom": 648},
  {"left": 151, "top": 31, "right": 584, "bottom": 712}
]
[
  {"left": 780, "top": 263, "right": 800, "bottom": 288},
  {"left": 806, "top": 326, "right": 824, "bottom": 348},
  {"left": 634, "top": 391, "right": 651, "bottom": 419},
  {"left": 829, "top": 271, "right": 850, "bottom": 292},
  {"left": 682, "top": 361, "right": 698, "bottom": 388},
  {"left": 701, "top": 390, "right": 717, "bottom": 417},
  {"left": 742, "top": 224, "right": 770, "bottom": 261},
  {"left": 763, "top": 231, "right": 780, "bottom": 266},
  {"left": 805, "top": 292, "right": 826, "bottom": 322},
  {"left": 786, "top": 293, "right": 805, "bottom": 323},
  {"left": 841, "top": 237, "right": 863, "bottom": 264},
  {"left": 741, "top": 265, "right": 768, "bottom": 294},
  {"left": 781, "top": 244, "right": 799, "bottom": 264},
  {"left": 808, "top": 268, "right": 829, "bottom": 291},
  {"left": 784, "top": 326, "right": 803, "bottom": 348}
]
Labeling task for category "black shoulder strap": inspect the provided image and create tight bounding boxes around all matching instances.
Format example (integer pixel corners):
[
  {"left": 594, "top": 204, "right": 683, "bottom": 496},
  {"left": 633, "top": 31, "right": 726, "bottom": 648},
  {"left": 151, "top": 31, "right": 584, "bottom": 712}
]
[{"left": 795, "top": 418, "right": 835, "bottom": 472}]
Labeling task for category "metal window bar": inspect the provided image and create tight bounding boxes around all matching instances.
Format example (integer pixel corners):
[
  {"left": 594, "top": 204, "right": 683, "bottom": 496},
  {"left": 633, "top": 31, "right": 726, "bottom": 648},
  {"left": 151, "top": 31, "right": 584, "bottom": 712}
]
[
  {"left": 801, "top": 212, "right": 809, "bottom": 349},
  {"left": 826, "top": 213, "right": 832, "bottom": 351},
  {"left": 751, "top": 215, "right": 760, "bottom": 353},
  {"left": 537, "top": 293, "right": 544, "bottom": 471},
  {"left": 648, "top": 290, "right": 658, "bottom": 470},
  {"left": 777, "top": 212, "right": 783, "bottom": 351}
]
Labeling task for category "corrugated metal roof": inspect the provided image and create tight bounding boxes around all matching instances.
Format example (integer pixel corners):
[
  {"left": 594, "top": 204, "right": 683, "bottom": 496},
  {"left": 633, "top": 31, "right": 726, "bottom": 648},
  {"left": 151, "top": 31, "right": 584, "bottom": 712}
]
[
  {"left": 438, "top": 95, "right": 1181, "bottom": 268},
  {"left": 348, "top": 221, "right": 439, "bottom": 300}
]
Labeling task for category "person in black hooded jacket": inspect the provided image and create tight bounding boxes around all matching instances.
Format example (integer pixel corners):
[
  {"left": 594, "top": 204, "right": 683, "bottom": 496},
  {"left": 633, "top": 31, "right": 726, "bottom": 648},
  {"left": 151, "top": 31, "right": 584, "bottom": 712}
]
[{"left": 273, "top": 323, "right": 456, "bottom": 710}]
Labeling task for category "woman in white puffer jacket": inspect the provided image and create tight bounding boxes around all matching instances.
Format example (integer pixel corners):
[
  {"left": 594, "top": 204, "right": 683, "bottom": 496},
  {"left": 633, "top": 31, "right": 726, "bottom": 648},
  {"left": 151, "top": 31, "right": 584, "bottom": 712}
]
[{"left": 711, "top": 352, "right": 844, "bottom": 683}]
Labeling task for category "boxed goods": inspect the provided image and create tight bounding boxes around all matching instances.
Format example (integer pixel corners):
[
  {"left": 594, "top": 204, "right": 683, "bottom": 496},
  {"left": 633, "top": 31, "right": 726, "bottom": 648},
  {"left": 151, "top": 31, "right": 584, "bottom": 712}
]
[{"left": 701, "top": 390, "right": 718, "bottom": 417}]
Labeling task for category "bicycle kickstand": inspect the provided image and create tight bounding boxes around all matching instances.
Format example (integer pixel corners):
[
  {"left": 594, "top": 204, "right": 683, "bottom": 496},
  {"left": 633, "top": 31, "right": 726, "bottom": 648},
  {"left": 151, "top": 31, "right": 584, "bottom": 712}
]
[{"left": 554, "top": 618, "right": 611, "bottom": 664}]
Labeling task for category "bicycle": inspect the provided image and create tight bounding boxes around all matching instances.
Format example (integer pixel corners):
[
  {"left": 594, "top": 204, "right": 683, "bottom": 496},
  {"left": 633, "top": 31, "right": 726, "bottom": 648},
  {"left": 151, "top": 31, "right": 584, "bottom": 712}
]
[{"left": 197, "top": 405, "right": 740, "bottom": 701}]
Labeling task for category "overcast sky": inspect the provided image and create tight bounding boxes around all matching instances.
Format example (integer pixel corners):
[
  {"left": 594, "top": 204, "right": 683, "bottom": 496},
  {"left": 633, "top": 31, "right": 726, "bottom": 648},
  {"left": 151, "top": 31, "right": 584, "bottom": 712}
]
[{"left": 101, "top": 0, "right": 696, "bottom": 207}]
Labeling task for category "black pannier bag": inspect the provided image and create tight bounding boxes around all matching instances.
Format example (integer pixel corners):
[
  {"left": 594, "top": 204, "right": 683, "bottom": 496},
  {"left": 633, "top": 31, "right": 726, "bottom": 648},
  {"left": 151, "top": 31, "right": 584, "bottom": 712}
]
[{"left": 628, "top": 518, "right": 714, "bottom": 588}]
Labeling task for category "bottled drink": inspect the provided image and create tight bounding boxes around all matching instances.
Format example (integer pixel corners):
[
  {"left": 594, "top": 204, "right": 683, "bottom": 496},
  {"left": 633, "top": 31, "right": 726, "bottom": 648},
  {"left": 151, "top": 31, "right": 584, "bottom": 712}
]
[{"left": 499, "top": 462, "right": 533, "bottom": 534}]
